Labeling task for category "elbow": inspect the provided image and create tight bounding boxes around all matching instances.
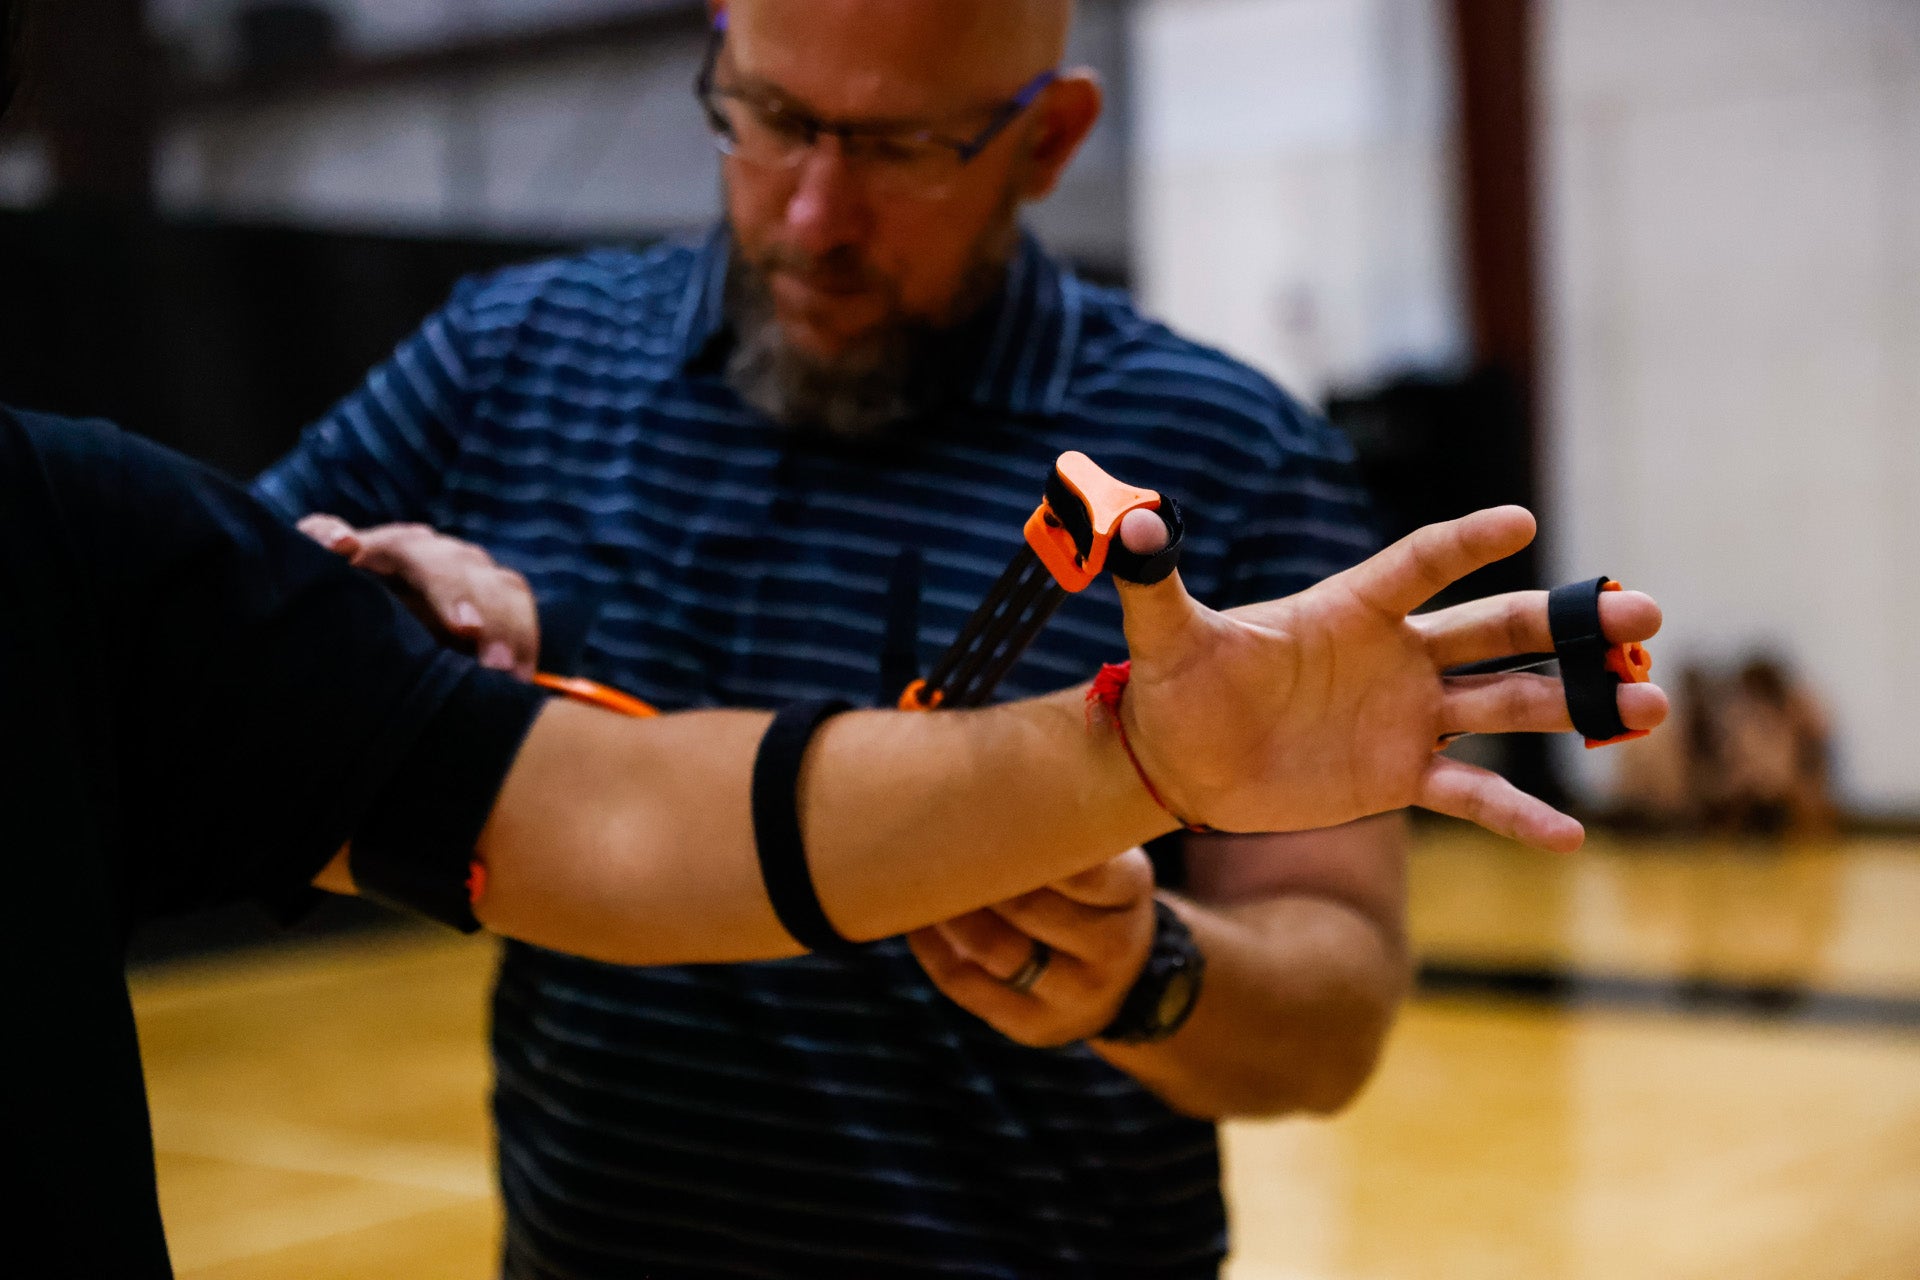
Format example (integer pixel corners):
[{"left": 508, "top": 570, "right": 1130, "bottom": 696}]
[
  {"left": 1284, "top": 1024, "right": 1390, "bottom": 1117},
  {"left": 1234, "top": 979, "right": 1407, "bottom": 1120}
]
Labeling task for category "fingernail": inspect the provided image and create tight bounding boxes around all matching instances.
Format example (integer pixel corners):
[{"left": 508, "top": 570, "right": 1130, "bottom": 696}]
[
  {"left": 456, "top": 602, "right": 483, "bottom": 631},
  {"left": 481, "top": 641, "right": 514, "bottom": 670}
]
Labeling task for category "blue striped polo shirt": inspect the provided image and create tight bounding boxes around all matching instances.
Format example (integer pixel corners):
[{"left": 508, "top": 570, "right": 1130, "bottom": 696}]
[{"left": 255, "top": 230, "right": 1377, "bottom": 1280}]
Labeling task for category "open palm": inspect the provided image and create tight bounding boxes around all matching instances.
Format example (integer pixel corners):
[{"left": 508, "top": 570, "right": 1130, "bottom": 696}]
[{"left": 1117, "top": 507, "right": 1666, "bottom": 851}]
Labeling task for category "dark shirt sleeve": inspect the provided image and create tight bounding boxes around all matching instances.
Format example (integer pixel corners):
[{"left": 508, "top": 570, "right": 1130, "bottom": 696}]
[{"left": 8, "top": 408, "right": 545, "bottom": 922}]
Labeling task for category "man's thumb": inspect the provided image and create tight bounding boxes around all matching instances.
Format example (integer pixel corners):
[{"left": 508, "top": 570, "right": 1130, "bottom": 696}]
[{"left": 1113, "top": 509, "right": 1204, "bottom": 665}]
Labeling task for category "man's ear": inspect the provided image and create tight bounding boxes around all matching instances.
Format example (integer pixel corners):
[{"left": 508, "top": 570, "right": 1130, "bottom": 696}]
[{"left": 1020, "top": 70, "right": 1104, "bottom": 202}]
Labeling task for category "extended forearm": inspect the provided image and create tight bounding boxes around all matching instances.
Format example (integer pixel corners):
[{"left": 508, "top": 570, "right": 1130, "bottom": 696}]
[
  {"left": 473, "top": 693, "right": 1171, "bottom": 966},
  {"left": 1093, "top": 895, "right": 1410, "bottom": 1119}
]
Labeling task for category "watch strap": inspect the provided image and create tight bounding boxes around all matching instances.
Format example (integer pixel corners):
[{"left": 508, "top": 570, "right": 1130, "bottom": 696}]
[{"left": 1096, "top": 900, "right": 1205, "bottom": 1045}]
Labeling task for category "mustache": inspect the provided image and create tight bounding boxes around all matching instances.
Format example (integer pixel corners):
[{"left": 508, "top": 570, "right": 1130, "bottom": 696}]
[{"left": 754, "top": 245, "right": 887, "bottom": 293}]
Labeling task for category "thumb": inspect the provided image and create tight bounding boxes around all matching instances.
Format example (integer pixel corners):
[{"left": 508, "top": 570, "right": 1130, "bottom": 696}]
[{"left": 1114, "top": 509, "right": 1206, "bottom": 671}]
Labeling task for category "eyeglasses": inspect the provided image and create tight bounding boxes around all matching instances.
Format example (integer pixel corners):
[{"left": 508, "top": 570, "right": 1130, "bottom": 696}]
[{"left": 695, "top": 12, "right": 1058, "bottom": 200}]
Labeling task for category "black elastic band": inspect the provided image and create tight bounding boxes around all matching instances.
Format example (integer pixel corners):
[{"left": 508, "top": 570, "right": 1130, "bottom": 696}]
[
  {"left": 1107, "top": 498, "right": 1187, "bottom": 586},
  {"left": 752, "top": 699, "right": 858, "bottom": 953},
  {"left": 1548, "top": 576, "right": 1629, "bottom": 742},
  {"left": 879, "top": 548, "right": 923, "bottom": 705}
]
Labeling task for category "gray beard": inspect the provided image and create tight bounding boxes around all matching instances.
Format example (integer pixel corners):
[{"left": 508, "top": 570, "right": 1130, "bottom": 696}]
[{"left": 722, "top": 245, "right": 1010, "bottom": 444}]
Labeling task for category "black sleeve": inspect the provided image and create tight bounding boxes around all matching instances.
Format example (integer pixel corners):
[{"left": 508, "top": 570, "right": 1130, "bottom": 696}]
[{"left": 6, "top": 408, "right": 546, "bottom": 921}]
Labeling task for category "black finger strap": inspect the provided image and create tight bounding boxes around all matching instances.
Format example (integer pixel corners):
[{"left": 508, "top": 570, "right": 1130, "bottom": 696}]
[
  {"left": 1107, "top": 498, "right": 1187, "bottom": 586},
  {"left": 752, "top": 699, "right": 858, "bottom": 953},
  {"left": 1548, "top": 575, "right": 1630, "bottom": 743}
]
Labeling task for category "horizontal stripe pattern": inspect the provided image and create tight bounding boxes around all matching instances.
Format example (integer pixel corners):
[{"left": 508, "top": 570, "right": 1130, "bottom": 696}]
[{"left": 254, "top": 229, "right": 1376, "bottom": 1279}]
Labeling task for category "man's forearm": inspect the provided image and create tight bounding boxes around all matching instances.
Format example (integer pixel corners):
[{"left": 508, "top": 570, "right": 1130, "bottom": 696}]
[
  {"left": 1091, "top": 892, "right": 1409, "bottom": 1119},
  {"left": 470, "top": 692, "right": 1175, "bottom": 967},
  {"left": 1091, "top": 818, "right": 1412, "bottom": 1119}
]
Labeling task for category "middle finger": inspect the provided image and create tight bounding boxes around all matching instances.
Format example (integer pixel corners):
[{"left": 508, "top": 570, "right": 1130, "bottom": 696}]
[{"left": 1418, "top": 588, "right": 1662, "bottom": 671}]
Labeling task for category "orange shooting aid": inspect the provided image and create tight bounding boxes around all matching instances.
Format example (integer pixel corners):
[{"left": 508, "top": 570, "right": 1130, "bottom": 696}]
[{"left": 897, "top": 452, "right": 1185, "bottom": 712}]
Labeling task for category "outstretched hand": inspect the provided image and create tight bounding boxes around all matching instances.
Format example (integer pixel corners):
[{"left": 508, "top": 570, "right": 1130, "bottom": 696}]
[{"left": 1113, "top": 506, "right": 1666, "bottom": 852}]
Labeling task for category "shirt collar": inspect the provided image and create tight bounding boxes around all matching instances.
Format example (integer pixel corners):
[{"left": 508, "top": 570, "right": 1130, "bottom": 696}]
[
  {"left": 674, "top": 228, "right": 1083, "bottom": 419},
  {"left": 672, "top": 225, "right": 734, "bottom": 369}
]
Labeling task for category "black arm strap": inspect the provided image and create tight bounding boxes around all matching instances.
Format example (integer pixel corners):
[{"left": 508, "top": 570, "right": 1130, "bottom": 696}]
[
  {"left": 751, "top": 699, "right": 859, "bottom": 954},
  {"left": 1548, "top": 575, "right": 1630, "bottom": 743}
]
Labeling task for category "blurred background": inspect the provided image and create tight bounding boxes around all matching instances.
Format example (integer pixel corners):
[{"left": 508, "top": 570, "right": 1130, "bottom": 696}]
[{"left": 4, "top": 1, "right": 1916, "bottom": 1277}]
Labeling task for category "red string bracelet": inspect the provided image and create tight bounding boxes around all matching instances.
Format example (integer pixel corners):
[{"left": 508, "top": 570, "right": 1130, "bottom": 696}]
[{"left": 1087, "top": 662, "right": 1213, "bottom": 834}]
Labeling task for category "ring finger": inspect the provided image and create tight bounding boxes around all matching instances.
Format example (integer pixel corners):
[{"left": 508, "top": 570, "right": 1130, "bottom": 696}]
[
  {"left": 935, "top": 911, "right": 1042, "bottom": 984},
  {"left": 1439, "top": 671, "right": 1670, "bottom": 737}
]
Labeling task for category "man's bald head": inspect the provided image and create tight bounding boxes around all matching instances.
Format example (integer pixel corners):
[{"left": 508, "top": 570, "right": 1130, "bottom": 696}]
[
  {"left": 1020, "top": 0, "right": 1077, "bottom": 71},
  {"left": 723, "top": 0, "right": 1074, "bottom": 106}
]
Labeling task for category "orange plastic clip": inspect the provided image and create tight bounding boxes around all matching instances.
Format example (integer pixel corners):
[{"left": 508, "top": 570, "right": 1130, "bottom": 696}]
[
  {"left": 1024, "top": 452, "right": 1164, "bottom": 593},
  {"left": 1585, "top": 581, "right": 1653, "bottom": 749},
  {"left": 533, "top": 673, "right": 660, "bottom": 719},
  {"left": 897, "top": 678, "right": 945, "bottom": 712}
]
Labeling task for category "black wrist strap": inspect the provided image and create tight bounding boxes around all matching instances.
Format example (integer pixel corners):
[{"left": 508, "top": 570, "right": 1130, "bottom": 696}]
[
  {"left": 752, "top": 699, "right": 858, "bottom": 954},
  {"left": 1106, "top": 497, "right": 1187, "bottom": 586},
  {"left": 1548, "top": 576, "right": 1630, "bottom": 743}
]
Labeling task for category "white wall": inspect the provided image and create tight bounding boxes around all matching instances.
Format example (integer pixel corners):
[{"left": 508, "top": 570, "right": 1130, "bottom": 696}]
[
  {"left": 149, "top": 0, "right": 694, "bottom": 74},
  {"left": 148, "top": 0, "right": 1133, "bottom": 257},
  {"left": 155, "top": 17, "right": 724, "bottom": 238},
  {"left": 1540, "top": 0, "right": 1920, "bottom": 812},
  {"left": 1131, "top": 0, "right": 1466, "bottom": 405}
]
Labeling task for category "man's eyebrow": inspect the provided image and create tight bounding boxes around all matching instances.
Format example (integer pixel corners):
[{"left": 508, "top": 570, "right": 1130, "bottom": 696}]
[{"left": 718, "top": 64, "right": 981, "bottom": 133}]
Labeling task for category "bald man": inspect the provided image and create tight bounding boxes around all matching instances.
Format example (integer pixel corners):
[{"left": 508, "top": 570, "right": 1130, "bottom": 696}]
[{"left": 255, "top": 2, "right": 1415, "bottom": 1274}]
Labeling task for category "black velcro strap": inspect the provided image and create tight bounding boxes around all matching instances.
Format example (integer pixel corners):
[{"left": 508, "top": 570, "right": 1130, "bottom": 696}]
[
  {"left": 751, "top": 700, "right": 858, "bottom": 954},
  {"left": 350, "top": 670, "right": 549, "bottom": 934},
  {"left": 1548, "top": 576, "right": 1629, "bottom": 743},
  {"left": 1107, "top": 498, "right": 1186, "bottom": 586}
]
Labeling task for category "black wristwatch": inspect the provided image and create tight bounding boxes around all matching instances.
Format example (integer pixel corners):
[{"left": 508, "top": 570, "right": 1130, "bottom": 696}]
[{"left": 1097, "top": 900, "right": 1206, "bottom": 1045}]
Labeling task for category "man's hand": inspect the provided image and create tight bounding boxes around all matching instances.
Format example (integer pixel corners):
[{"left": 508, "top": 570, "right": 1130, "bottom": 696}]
[
  {"left": 1115, "top": 505, "right": 1667, "bottom": 851},
  {"left": 906, "top": 849, "right": 1157, "bottom": 1048},
  {"left": 297, "top": 515, "right": 540, "bottom": 679}
]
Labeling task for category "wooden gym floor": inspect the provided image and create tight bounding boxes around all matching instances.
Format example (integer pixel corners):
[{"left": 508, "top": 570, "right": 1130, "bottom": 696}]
[{"left": 134, "top": 831, "right": 1920, "bottom": 1279}]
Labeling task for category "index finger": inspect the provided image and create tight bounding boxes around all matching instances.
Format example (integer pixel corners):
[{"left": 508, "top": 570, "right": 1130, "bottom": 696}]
[
  {"left": 1347, "top": 507, "right": 1538, "bottom": 619},
  {"left": 1049, "top": 848, "right": 1154, "bottom": 909}
]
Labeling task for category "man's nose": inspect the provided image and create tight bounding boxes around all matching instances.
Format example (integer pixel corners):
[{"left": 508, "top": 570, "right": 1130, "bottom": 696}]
[{"left": 783, "top": 137, "right": 872, "bottom": 256}]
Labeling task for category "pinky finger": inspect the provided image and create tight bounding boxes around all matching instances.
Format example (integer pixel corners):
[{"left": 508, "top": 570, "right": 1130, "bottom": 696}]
[{"left": 1416, "top": 755, "right": 1585, "bottom": 854}]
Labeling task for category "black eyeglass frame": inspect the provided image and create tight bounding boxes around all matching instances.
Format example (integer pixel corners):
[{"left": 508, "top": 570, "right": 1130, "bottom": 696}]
[{"left": 694, "top": 12, "right": 1060, "bottom": 174}]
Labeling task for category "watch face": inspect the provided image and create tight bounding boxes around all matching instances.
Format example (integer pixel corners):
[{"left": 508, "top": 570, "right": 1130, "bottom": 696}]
[{"left": 1153, "top": 965, "right": 1200, "bottom": 1030}]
